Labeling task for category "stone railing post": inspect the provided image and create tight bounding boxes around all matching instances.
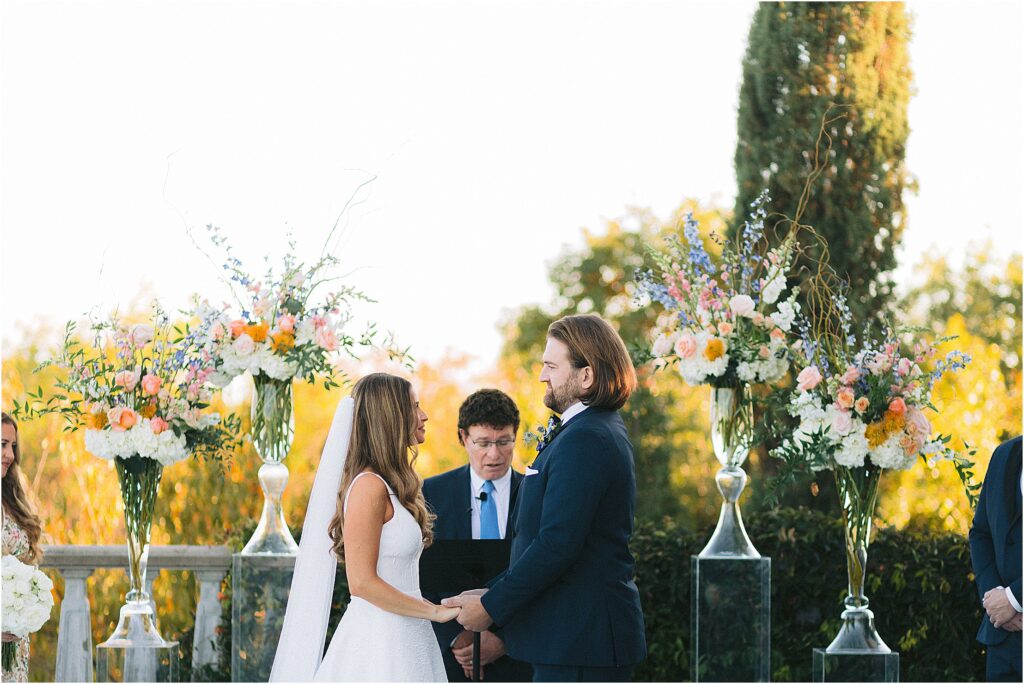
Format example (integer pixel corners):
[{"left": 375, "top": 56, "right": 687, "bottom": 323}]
[{"left": 54, "top": 567, "right": 94, "bottom": 683}]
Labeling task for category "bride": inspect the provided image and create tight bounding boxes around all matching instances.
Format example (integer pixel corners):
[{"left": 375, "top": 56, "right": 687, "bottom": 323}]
[{"left": 270, "top": 373, "right": 457, "bottom": 681}]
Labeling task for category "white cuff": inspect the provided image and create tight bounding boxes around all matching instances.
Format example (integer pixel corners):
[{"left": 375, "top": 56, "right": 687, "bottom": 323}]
[{"left": 1006, "top": 586, "right": 1022, "bottom": 613}]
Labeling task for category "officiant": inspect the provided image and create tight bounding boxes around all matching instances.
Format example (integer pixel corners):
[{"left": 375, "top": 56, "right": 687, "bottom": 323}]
[{"left": 422, "top": 389, "right": 532, "bottom": 682}]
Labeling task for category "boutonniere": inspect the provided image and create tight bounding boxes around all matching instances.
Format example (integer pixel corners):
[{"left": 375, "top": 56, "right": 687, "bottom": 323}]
[{"left": 523, "top": 414, "right": 564, "bottom": 458}]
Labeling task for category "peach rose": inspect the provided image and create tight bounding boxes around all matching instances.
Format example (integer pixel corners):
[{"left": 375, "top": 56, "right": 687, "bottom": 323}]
[
  {"left": 769, "top": 327, "right": 786, "bottom": 341},
  {"left": 905, "top": 407, "right": 932, "bottom": 439},
  {"left": 108, "top": 406, "right": 138, "bottom": 432},
  {"left": 314, "top": 327, "right": 338, "bottom": 352},
  {"left": 840, "top": 366, "right": 861, "bottom": 385},
  {"left": 210, "top": 321, "right": 226, "bottom": 341},
  {"left": 149, "top": 417, "right": 170, "bottom": 435},
  {"left": 141, "top": 374, "right": 162, "bottom": 396},
  {"left": 796, "top": 366, "right": 823, "bottom": 391},
  {"left": 114, "top": 370, "right": 139, "bottom": 392},
  {"left": 758, "top": 345, "right": 771, "bottom": 359},
  {"left": 718, "top": 322, "right": 734, "bottom": 336},
  {"left": 836, "top": 387, "right": 856, "bottom": 409},
  {"left": 229, "top": 319, "right": 247, "bottom": 338},
  {"left": 854, "top": 396, "right": 870, "bottom": 414},
  {"left": 277, "top": 315, "right": 296, "bottom": 333},
  {"left": 674, "top": 334, "right": 698, "bottom": 359},
  {"left": 888, "top": 397, "right": 907, "bottom": 416}
]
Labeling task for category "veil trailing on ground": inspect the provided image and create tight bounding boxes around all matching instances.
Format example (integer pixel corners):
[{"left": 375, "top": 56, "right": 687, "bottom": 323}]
[{"left": 269, "top": 396, "right": 354, "bottom": 681}]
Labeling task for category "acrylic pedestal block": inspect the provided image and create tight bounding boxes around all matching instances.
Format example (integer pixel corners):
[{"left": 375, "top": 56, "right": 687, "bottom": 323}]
[
  {"left": 691, "top": 555, "right": 771, "bottom": 682},
  {"left": 812, "top": 648, "right": 899, "bottom": 682},
  {"left": 231, "top": 553, "right": 296, "bottom": 682},
  {"left": 97, "top": 643, "right": 179, "bottom": 682}
]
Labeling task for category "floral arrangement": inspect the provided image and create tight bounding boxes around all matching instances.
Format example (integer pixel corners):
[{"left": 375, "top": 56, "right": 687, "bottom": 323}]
[
  {"left": 771, "top": 293, "right": 974, "bottom": 477},
  {"left": 14, "top": 306, "right": 241, "bottom": 466},
  {"left": 1, "top": 555, "right": 54, "bottom": 670},
  {"left": 186, "top": 226, "right": 394, "bottom": 390},
  {"left": 637, "top": 191, "right": 800, "bottom": 387}
]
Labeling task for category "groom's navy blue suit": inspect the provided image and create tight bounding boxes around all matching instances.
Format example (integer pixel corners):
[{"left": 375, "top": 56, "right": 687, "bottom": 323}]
[
  {"left": 970, "top": 435, "right": 1022, "bottom": 681},
  {"left": 481, "top": 407, "right": 646, "bottom": 680}
]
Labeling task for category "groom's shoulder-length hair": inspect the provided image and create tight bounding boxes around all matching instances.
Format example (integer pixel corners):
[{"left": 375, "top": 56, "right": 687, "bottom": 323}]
[{"left": 548, "top": 314, "right": 637, "bottom": 411}]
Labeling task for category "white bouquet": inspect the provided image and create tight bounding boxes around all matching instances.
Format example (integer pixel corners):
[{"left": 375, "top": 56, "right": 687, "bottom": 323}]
[{"left": 1, "top": 554, "right": 54, "bottom": 670}]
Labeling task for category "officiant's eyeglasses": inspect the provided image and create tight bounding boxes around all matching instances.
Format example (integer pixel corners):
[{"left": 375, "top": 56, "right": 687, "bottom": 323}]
[{"left": 470, "top": 438, "right": 516, "bottom": 451}]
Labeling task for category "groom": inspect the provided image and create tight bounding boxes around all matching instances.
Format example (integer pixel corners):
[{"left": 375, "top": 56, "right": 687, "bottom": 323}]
[{"left": 445, "top": 314, "right": 646, "bottom": 682}]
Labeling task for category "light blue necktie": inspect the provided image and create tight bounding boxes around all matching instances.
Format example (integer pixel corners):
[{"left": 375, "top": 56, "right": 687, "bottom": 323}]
[{"left": 479, "top": 480, "right": 500, "bottom": 540}]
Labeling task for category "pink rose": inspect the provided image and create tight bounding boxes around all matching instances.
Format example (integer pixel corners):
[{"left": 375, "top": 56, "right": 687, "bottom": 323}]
[
  {"left": 312, "top": 315, "right": 329, "bottom": 330},
  {"left": 314, "top": 327, "right": 338, "bottom": 351},
  {"left": 232, "top": 334, "right": 256, "bottom": 356},
  {"left": 841, "top": 367, "right": 861, "bottom": 385},
  {"left": 114, "top": 370, "right": 139, "bottom": 392},
  {"left": 674, "top": 334, "right": 698, "bottom": 359},
  {"left": 129, "top": 324, "right": 154, "bottom": 347},
  {"left": 149, "top": 417, "right": 169, "bottom": 435},
  {"left": 141, "top": 374, "right": 162, "bottom": 396},
  {"left": 854, "top": 397, "right": 870, "bottom": 414},
  {"left": 796, "top": 366, "right": 823, "bottom": 391},
  {"left": 888, "top": 397, "right": 907, "bottom": 416},
  {"left": 277, "top": 315, "right": 296, "bottom": 334},
  {"left": 718, "top": 322, "right": 734, "bottom": 336},
  {"left": 897, "top": 358, "right": 913, "bottom": 377},
  {"left": 905, "top": 407, "right": 932, "bottom": 439},
  {"left": 836, "top": 387, "right": 856, "bottom": 409},
  {"left": 108, "top": 406, "right": 138, "bottom": 432},
  {"left": 831, "top": 409, "right": 853, "bottom": 435}
]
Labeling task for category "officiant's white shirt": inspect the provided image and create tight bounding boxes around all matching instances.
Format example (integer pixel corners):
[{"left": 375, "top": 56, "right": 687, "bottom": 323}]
[{"left": 469, "top": 466, "right": 512, "bottom": 539}]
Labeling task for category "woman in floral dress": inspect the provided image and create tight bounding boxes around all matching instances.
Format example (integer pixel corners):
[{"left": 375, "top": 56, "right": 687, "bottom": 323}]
[{"left": 2, "top": 413, "right": 43, "bottom": 683}]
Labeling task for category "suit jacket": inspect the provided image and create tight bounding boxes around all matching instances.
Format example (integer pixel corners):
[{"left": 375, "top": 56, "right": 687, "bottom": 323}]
[
  {"left": 969, "top": 436, "right": 1023, "bottom": 647},
  {"left": 422, "top": 465, "right": 530, "bottom": 682},
  {"left": 481, "top": 408, "right": 647, "bottom": 668}
]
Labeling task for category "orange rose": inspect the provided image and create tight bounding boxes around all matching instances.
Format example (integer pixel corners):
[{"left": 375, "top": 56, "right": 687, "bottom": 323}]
[
  {"left": 246, "top": 322, "right": 270, "bottom": 343},
  {"left": 270, "top": 330, "right": 295, "bottom": 353},
  {"left": 108, "top": 407, "right": 138, "bottom": 432}
]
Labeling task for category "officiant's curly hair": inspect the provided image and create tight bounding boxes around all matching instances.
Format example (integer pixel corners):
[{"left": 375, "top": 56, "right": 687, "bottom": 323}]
[
  {"left": 548, "top": 314, "right": 637, "bottom": 411},
  {"left": 328, "top": 374, "right": 435, "bottom": 555},
  {"left": 2, "top": 412, "right": 43, "bottom": 563}
]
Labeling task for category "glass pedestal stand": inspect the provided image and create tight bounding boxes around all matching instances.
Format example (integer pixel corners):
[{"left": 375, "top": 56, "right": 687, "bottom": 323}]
[
  {"left": 691, "top": 555, "right": 771, "bottom": 682},
  {"left": 812, "top": 649, "right": 899, "bottom": 682},
  {"left": 97, "top": 643, "right": 179, "bottom": 682},
  {"left": 231, "top": 553, "right": 296, "bottom": 682}
]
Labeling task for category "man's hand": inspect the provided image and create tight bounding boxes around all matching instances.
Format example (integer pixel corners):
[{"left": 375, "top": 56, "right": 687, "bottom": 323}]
[
  {"left": 452, "top": 630, "right": 507, "bottom": 679},
  {"left": 1004, "top": 612, "right": 1023, "bottom": 632},
  {"left": 983, "top": 587, "right": 1019, "bottom": 629},
  {"left": 442, "top": 593, "right": 494, "bottom": 632}
]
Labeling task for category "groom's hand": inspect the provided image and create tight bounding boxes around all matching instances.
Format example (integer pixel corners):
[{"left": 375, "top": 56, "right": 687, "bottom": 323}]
[
  {"left": 453, "top": 630, "right": 506, "bottom": 679},
  {"left": 442, "top": 593, "right": 493, "bottom": 631}
]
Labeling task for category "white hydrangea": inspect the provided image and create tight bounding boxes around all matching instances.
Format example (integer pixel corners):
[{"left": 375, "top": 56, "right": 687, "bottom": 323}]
[
  {"left": 1, "top": 555, "right": 54, "bottom": 638},
  {"left": 833, "top": 422, "right": 869, "bottom": 468},
  {"left": 84, "top": 423, "right": 190, "bottom": 466},
  {"left": 773, "top": 301, "right": 799, "bottom": 332},
  {"left": 869, "top": 433, "right": 916, "bottom": 470},
  {"left": 258, "top": 350, "right": 298, "bottom": 380}
]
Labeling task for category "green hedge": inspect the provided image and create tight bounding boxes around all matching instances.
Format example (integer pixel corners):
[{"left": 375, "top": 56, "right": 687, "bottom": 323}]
[{"left": 199, "top": 508, "right": 985, "bottom": 681}]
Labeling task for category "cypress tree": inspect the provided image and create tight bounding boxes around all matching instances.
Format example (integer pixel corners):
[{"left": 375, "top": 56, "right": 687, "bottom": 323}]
[{"left": 733, "top": 2, "right": 912, "bottom": 327}]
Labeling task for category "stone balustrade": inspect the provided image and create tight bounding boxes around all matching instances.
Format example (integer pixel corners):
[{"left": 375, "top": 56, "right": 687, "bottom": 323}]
[{"left": 40, "top": 544, "right": 232, "bottom": 682}]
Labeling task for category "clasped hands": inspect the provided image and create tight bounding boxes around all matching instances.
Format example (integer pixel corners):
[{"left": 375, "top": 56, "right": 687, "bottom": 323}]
[
  {"left": 982, "top": 587, "right": 1022, "bottom": 631},
  {"left": 442, "top": 588, "right": 494, "bottom": 632}
]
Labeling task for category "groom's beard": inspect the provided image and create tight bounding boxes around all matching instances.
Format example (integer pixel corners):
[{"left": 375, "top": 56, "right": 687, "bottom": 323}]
[{"left": 543, "top": 375, "right": 583, "bottom": 414}]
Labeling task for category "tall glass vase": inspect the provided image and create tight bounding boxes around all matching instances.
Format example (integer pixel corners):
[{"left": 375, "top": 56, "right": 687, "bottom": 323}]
[
  {"left": 242, "top": 374, "right": 299, "bottom": 555},
  {"left": 699, "top": 384, "right": 759, "bottom": 558},
  {"left": 100, "top": 455, "right": 169, "bottom": 648},
  {"left": 826, "top": 466, "right": 891, "bottom": 653}
]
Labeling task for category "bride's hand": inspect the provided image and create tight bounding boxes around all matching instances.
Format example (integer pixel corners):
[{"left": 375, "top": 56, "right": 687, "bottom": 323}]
[{"left": 432, "top": 604, "right": 461, "bottom": 623}]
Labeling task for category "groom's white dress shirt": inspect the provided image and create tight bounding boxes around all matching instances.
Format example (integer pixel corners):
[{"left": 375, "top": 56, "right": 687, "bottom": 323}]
[
  {"left": 559, "top": 401, "right": 588, "bottom": 426},
  {"left": 469, "top": 466, "right": 512, "bottom": 540}
]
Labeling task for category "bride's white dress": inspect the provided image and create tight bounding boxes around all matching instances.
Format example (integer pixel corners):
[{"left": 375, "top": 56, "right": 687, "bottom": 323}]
[{"left": 313, "top": 471, "right": 447, "bottom": 682}]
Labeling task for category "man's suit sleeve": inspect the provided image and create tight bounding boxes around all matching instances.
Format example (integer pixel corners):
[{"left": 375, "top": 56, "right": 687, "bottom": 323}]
[
  {"left": 482, "top": 428, "right": 611, "bottom": 627},
  {"left": 969, "top": 449, "right": 1000, "bottom": 601}
]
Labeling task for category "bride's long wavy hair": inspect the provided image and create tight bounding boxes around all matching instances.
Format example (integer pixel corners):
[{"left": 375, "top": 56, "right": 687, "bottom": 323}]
[
  {"left": 2, "top": 412, "right": 43, "bottom": 563},
  {"left": 327, "top": 373, "right": 434, "bottom": 557}
]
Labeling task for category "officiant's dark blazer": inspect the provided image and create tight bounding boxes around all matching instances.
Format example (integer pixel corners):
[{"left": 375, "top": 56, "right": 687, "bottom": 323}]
[
  {"left": 969, "top": 435, "right": 1022, "bottom": 681},
  {"left": 422, "top": 464, "right": 531, "bottom": 682},
  {"left": 481, "top": 408, "right": 647, "bottom": 669}
]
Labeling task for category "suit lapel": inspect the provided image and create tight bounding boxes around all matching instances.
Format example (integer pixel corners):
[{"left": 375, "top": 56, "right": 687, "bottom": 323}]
[
  {"left": 1003, "top": 440, "right": 1022, "bottom": 538},
  {"left": 457, "top": 465, "right": 473, "bottom": 539}
]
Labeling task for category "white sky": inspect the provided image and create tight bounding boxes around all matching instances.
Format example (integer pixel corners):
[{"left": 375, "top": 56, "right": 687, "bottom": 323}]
[{"left": 2, "top": 0, "right": 1022, "bottom": 376}]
